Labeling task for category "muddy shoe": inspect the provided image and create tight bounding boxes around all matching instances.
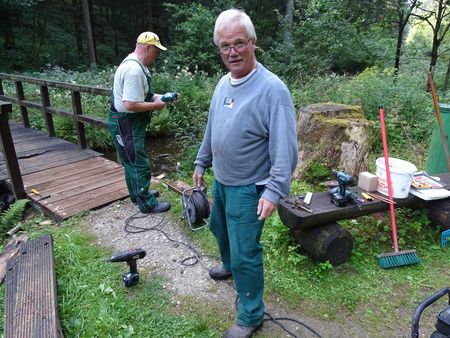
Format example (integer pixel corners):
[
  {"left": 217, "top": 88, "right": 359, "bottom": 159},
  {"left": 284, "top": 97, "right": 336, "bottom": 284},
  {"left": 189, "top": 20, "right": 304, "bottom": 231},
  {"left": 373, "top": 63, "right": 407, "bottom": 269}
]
[
  {"left": 142, "top": 201, "right": 171, "bottom": 214},
  {"left": 209, "top": 265, "right": 232, "bottom": 280},
  {"left": 223, "top": 322, "right": 263, "bottom": 338}
]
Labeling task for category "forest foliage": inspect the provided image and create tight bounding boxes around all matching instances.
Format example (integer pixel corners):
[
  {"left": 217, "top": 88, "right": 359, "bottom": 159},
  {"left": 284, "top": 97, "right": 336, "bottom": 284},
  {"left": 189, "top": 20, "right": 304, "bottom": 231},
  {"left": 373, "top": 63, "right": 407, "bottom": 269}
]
[
  {"left": 2, "top": 0, "right": 450, "bottom": 78},
  {"left": 2, "top": 0, "right": 450, "bottom": 165}
]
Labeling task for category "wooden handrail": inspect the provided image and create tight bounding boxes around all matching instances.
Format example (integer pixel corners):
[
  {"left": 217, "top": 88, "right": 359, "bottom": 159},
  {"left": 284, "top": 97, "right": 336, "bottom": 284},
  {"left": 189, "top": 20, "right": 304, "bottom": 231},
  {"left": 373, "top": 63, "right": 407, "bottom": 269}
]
[
  {"left": 0, "top": 72, "right": 111, "bottom": 146},
  {"left": 0, "top": 73, "right": 111, "bottom": 96}
]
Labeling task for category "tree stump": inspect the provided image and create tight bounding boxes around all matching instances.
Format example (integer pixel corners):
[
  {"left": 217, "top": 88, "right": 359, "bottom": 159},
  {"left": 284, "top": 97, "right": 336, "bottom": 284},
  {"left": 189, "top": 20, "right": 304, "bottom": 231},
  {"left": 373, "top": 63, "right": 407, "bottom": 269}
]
[
  {"left": 293, "top": 103, "right": 373, "bottom": 180},
  {"left": 292, "top": 222, "right": 353, "bottom": 266}
]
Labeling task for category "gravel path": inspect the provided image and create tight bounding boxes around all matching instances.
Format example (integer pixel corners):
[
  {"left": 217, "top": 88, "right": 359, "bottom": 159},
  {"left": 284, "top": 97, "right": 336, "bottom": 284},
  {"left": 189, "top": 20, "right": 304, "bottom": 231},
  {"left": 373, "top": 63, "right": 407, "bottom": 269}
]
[{"left": 84, "top": 198, "right": 396, "bottom": 338}]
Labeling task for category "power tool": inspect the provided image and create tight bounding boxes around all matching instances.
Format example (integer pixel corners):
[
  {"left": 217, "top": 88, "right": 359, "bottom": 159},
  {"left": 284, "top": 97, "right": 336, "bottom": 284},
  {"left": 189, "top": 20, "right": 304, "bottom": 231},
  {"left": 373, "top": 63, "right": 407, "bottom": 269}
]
[
  {"left": 412, "top": 287, "right": 450, "bottom": 337},
  {"left": 109, "top": 248, "right": 146, "bottom": 287},
  {"left": 329, "top": 170, "right": 354, "bottom": 207},
  {"left": 161, "top": 92, "right": 178, "bottom": 102}
]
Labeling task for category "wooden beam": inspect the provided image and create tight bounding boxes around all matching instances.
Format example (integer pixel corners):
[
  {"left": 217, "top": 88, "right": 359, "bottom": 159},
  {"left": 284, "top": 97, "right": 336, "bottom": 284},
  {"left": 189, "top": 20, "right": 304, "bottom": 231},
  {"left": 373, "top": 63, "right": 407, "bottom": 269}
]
[{"left": 0, "top": 101, "right": 26, "bottom": 199}]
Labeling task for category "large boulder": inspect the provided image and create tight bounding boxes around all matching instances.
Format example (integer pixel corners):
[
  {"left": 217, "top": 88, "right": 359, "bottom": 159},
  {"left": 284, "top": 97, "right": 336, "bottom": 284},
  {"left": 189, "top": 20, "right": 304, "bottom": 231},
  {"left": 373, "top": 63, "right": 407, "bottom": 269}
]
[{"left": 293, "top": 103, "right": 373, "bottom": 180}]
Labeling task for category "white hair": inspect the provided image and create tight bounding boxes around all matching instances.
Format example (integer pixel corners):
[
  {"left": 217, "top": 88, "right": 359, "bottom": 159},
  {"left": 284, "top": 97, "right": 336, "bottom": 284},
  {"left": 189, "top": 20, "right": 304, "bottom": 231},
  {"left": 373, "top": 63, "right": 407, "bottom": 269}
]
[{"left": 213, "top": 9, "right": 257, "bottom": 46}]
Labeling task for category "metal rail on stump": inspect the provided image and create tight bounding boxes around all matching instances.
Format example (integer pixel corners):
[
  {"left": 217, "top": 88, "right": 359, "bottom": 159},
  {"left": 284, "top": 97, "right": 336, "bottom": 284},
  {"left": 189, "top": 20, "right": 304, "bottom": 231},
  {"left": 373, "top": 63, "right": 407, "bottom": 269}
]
[{"left": 0, "top": 101, "right": 26, "bottom": 199}]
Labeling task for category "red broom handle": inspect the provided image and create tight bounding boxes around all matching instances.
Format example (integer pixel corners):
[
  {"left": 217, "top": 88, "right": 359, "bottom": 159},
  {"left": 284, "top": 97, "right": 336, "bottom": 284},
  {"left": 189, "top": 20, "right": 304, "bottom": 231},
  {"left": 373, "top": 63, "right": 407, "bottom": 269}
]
[{"left": 379, "top": 106, "right": 399, "bottom": 252}]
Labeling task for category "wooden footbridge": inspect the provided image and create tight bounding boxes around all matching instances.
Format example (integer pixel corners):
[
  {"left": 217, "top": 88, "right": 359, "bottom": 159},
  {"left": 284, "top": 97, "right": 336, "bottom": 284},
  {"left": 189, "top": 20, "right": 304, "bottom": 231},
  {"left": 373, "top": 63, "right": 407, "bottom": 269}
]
[{"left": 0, "top": 73, "right": 129, "bottom": 222}]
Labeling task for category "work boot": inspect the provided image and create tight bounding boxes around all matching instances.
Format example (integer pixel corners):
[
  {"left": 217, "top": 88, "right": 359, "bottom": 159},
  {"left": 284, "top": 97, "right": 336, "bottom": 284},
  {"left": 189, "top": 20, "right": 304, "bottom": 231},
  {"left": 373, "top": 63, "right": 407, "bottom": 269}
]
[
  {"left": 142, "top": 201, "right": 171, "bottom": 214},
  {"left": 223, "top": 322, "right": 263, "bottom": 338},
  {"left": 209, "top": 265, "right": 232, "bottom": 280}
]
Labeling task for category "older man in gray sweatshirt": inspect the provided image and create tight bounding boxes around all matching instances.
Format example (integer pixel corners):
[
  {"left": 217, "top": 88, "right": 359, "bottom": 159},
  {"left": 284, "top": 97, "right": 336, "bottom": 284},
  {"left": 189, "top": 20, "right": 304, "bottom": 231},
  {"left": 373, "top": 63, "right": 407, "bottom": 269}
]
[{"left": 193, "top": 9, "right": 298, "bottom": 338}]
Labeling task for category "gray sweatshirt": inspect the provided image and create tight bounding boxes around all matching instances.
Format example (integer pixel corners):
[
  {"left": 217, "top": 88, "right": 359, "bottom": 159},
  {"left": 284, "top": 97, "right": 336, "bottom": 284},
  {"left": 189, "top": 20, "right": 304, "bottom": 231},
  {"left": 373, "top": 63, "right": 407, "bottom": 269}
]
[{"left": 195, "top": 63, "right": 298, "bottom": 204}]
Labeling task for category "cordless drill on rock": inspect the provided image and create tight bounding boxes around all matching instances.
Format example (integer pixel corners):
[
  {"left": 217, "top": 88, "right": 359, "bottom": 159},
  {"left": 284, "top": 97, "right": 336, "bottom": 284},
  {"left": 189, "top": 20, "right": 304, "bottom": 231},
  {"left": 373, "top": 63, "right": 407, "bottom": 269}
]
[
  {"left": 329, "top": 170, "right": 354, "bottom": 207},
  {"left": 110, "top": 248, "right": 146, "bottom": 287}
]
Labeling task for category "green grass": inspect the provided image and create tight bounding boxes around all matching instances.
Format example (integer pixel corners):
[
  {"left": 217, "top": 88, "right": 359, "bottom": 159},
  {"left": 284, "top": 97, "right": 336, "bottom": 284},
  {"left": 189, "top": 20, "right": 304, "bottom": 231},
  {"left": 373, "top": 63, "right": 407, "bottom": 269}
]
[
  {"left": 161, "top": 176, "right": 450, "bottom": 335},
  {"left": 2, "top": 61, "right": 449, "bottom": 336},
  {"left": 1, "top": 214, "right": 221, "bottom": 338},
  {"left": 0, "top": 181, "right": 448, "bottom": 336},
  {"left": 260, "top": 211, "right": 449, "bottom": 335}
]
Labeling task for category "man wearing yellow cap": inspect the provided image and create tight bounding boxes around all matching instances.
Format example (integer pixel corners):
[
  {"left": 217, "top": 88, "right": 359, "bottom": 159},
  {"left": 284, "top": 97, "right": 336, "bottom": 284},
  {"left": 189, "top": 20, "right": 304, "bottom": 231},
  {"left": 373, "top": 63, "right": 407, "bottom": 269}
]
[{"left": 108, "top": 32, "right": 172, "bottom": 213}]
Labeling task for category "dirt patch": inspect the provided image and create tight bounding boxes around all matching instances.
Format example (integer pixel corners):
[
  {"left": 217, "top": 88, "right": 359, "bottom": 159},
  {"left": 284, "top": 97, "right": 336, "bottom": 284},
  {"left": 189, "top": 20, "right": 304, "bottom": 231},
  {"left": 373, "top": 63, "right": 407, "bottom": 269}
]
[{"left": 84, "top": 198, "right": 420, "bottom": 337}]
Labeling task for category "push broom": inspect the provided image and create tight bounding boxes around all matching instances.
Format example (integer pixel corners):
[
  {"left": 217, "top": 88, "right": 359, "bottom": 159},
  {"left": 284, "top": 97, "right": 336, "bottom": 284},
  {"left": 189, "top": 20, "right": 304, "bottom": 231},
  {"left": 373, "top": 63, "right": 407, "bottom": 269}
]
[{"left": 377, "top": 105, "right": 421, "bottom": 269}]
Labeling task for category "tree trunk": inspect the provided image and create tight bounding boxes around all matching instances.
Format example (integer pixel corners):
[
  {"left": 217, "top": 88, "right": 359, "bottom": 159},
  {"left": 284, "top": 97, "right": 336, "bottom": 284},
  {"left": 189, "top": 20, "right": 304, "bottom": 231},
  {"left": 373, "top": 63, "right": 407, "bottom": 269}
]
[
  {"left": 143, "top": 0, "right": 154, "bottom": 31},
  {"left": 2, "top": 15, "right": 15, "bottom": 50},
  {"left": 394, "top": 19, "right": 404, "bottom": 72},
  {"left": 283, "top": 0, "right": 294, "bottom": 44},
  {"left": 429, "top": 34, "right": 439, "bottom": 72},
  {"left": 111, "top": 0, "right": 119, "bottom": 57},
  {"left": 80, "top": 0, "right": 97, "bottom": 68},
  {"left": 72, "top": 0, "right": 84, "bottom": 59}
]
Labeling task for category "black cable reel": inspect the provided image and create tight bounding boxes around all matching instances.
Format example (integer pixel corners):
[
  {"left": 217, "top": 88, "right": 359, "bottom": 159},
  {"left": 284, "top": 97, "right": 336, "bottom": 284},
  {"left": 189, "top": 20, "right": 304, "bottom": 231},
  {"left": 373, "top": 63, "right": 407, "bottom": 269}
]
[{"left": 181, "top": 186, "right": 210, "bottom": 231}]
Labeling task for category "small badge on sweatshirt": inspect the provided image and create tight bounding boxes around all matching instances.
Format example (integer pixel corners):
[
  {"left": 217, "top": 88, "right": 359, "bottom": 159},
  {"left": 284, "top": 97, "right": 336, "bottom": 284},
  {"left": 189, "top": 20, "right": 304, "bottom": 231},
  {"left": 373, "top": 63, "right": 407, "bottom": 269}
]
[{"left": 223, "top": 97, "right": 234, "bottom": 108}]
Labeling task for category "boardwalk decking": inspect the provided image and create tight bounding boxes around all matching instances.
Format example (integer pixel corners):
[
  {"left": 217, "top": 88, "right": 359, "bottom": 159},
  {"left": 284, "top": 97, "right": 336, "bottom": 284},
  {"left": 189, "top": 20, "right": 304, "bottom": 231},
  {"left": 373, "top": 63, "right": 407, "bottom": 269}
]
[{"left": 0, "top": 122, "right": 129, "bottom": 221}]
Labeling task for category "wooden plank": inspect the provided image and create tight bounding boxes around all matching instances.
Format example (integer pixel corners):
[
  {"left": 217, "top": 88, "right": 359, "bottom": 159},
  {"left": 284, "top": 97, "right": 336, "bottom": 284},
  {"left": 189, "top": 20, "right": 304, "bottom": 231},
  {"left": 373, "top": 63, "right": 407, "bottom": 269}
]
[
  {"left": 0, "top": 139, "right": 70, "bottom": 162},
  {"left": 1, "top": 149, "right": 100, "bottom": 175},
  {"left": 1, "top": 122, "right": 135, "bottom": 221},
  {"left": 23, "top": 160, "right": 121, "bottom": 190},
  {"left": 0, "top": 102, "right": 26, "bottom": 198},
  {"left": 54, "top": 185, "right": 129, "bottom": 219},
  {"left": 16, "top": 142, "right": 82, "bottom": 159},
  {"left": 0, "top": 234, "right": 28, "bottom": 284},
  {"left": 278, "top": 173, "right": 450, "bottom": 231},
  {"left": 29, "top": 169, "right": 125, "bottom": 203},
  {"left": 45, "top": 177, "right": 127, "bottom": 211},
  {"left": 21, "top": 157, "right": 108, "bottom": 183},
  {"left": 4, "top": 234, "right": 63, "bottom": 338}
]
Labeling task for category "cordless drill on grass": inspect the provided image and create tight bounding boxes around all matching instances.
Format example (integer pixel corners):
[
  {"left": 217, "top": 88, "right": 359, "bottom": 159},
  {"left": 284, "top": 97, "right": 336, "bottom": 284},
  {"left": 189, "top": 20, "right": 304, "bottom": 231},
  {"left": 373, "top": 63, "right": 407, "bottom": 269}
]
[{"left": 109, "top": 248, "right": 146, "bottom": 287}]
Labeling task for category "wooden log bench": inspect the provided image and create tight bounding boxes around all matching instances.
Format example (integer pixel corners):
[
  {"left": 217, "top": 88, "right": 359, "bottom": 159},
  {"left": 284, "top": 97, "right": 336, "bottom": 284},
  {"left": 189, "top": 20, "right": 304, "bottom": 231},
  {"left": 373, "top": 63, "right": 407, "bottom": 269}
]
[
  {"left": 4, "top": 234, "right": 63, "bottom": 338},
  {"left": 278, "top": 173, "right": 450, "bottom": 265}
]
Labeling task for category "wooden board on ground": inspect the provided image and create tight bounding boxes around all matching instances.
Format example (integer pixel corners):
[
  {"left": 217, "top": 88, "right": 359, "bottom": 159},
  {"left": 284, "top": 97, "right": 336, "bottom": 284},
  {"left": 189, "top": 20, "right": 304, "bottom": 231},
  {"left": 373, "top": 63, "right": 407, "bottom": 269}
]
[
  {"left": 0, "top": 234, "right": 28, "bottom": 284},
  {"left": 4, "top": 234, "right": 63, "bottom": 338}
]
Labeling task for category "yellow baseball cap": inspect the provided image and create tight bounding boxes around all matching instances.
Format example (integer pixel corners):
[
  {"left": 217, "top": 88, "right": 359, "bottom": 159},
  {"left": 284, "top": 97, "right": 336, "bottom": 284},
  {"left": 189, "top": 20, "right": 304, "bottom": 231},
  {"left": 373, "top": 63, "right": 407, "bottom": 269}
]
[{"left": 136, "top": 32, "right": 167, "bottom": 51}]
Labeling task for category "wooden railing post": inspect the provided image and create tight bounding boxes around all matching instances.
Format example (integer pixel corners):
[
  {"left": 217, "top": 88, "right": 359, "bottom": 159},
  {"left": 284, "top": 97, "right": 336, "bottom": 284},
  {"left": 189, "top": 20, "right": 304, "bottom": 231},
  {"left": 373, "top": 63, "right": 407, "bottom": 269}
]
[
  {"left": 15, "top": 81, "right": 30, "bottom": 128},
  {"left": 71, "top": 90, "right": 87, "bottom": 149},
  {"left": 39, "top": 85, "right": 55, "bottom": 137},
  {"left": 0, "top": 101, "right": 26, "bottom": 199}
]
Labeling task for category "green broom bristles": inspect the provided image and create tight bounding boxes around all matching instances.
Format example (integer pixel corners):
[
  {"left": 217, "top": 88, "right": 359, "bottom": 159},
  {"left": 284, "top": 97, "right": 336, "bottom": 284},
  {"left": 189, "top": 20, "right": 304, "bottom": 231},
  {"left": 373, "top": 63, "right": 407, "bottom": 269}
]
[{"left": 377, "top": 249, "right": 421, "bottom": 269}]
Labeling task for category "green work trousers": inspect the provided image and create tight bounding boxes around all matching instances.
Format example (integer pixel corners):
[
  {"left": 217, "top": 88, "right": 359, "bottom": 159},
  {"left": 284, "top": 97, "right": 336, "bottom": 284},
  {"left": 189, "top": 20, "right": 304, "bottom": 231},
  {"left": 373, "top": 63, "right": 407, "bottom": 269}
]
[
  {"left": 210, "top": 180, "right": 265, "bottom": 326},
  {"left": 108, "top": 111, "right": 157, "bottom": 212}
]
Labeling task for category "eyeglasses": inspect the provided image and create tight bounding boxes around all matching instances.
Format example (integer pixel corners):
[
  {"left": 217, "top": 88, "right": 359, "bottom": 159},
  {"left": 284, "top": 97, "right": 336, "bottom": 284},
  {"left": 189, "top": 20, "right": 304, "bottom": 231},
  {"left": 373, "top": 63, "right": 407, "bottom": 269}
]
[{"left": 219, "top": 39, "right": 251, "bottom": 55}]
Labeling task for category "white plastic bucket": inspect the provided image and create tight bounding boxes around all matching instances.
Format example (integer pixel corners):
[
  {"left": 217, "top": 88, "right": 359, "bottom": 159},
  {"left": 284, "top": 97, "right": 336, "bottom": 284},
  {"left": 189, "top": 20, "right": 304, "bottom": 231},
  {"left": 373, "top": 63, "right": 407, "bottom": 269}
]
[{"left": 376, "top": 157, "right": 417, "bottom": 199}]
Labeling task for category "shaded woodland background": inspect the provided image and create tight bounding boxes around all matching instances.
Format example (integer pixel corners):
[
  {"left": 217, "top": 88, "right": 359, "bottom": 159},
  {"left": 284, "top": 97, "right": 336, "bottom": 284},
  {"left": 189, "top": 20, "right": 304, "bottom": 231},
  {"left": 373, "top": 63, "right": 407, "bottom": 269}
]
[{"left": 3, "top": 0, "right": 450, "bottom": 87}]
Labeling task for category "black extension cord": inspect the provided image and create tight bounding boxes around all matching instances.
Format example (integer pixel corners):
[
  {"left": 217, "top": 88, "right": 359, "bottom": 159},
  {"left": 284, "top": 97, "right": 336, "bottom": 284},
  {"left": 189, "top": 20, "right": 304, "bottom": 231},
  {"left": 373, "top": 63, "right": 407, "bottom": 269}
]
[
  {"left": 124, "top": 211, "right": 323, "bottom": 338},
  {"left": 182, "top": 187, "right": 210, "bottom": 230}
]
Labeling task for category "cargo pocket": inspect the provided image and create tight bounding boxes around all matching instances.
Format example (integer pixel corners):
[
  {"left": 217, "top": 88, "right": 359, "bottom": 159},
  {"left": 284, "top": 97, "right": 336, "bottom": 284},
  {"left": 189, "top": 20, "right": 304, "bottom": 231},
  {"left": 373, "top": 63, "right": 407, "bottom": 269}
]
[{"left": 118, "top": 116, "right": 136, "bottom": 164}]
